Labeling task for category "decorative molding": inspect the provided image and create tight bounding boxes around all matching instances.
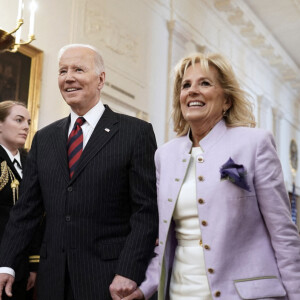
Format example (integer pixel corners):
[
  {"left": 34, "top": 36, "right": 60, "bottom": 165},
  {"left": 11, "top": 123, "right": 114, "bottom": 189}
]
[
  {"left": 84, "top": 1, "right": 139, "bottom": 63},
  {"left": 213, "top": 0, "right": 300, "bottom": 93}
]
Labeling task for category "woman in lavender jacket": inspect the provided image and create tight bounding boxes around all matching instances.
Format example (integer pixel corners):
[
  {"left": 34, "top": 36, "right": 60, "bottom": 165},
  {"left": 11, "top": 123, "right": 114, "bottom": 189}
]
[{"left": 125, "top": 53, "right": 300, "bottom": 300}]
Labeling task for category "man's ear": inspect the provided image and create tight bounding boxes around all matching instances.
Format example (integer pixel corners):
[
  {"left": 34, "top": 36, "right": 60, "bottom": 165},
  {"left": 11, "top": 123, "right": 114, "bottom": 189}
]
[{"left": 98, "top": 72, "right": 106, "bottom": 90}]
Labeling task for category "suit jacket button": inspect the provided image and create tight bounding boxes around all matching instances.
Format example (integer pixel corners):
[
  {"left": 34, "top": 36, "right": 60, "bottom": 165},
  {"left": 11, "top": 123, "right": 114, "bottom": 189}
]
[
  {"left": 198, "top": 176, "right": 204, "bottom": 181},
  {"left": 67, "top": 187, "right": 72, "bottom": 192},
  {"left": 201, "top": 220, "right": 207, "bottom": 226},
  {"left": 215, "top": 291, "right": 221, "bottom": 297},
  {"left": 208, "top": 268, "right": 214, "bottom": 274},
  {"left": 197, "top": 156, "right": 204, "bottom": 163},
  {"left": 65, "top": 216, "right": 71, "bottom": 222}
]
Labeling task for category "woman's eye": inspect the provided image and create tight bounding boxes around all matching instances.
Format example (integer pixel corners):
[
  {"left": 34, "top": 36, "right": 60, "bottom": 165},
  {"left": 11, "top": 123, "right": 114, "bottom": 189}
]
[
  {"left": 16, "top": 118, "right": 22, "bottom": 123},
  {"left": 182, "top": 82, "right": 190, "bottom": 89},
  {"left": 200, "top": 80, "right": 212, "bottom": 87}
]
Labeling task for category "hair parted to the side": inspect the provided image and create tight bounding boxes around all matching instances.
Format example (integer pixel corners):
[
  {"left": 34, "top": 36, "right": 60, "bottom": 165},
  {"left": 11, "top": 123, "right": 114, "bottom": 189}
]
[
  {"left": 58, "top": 44, "right": 105, "bottom": 75},
  {"left": 172, "top": 52, "right": 256, "bottom": 136},
  {"left": 0, "top": 100, "right": 26, "bottom": 122}
]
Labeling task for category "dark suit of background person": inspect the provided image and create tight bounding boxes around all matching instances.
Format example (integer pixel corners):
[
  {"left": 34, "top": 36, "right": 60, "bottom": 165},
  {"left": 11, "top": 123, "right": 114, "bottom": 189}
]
[
  {"left": 0, "top": 44, "right": 158, "bottom": 300},
  {"left": 0, "top": 146, "right": 41, "bottom": 300}
]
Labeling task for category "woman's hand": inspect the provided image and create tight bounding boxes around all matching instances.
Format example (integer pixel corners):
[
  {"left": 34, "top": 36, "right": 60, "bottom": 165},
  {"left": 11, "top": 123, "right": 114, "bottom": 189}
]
[
  {"left": 121, "top": 288, "right": 144, "bottom": 300},
  {"left": 26, "top": 272, "right": 37, "bottom": 291}
]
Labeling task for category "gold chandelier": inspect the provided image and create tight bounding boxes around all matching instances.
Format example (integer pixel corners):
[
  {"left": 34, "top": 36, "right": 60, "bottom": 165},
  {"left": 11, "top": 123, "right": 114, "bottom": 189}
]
[{"left": 0, "top": 0, "right": 37, "bottom": 53}]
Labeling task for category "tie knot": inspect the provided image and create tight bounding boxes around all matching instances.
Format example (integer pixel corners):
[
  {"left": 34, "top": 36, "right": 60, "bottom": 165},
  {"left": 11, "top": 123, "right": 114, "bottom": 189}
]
[
  {"left": 13, "top": 159, "right": 22, "bottom": 170},
  {"left": 75, "top": 117, "right": 85, "bottom": 127}
]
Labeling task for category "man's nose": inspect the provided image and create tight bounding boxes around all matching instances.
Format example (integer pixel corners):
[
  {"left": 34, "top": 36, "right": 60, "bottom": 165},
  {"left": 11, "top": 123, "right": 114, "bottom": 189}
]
[{"left": 65, "top": 71, "right": 75, "bottom": 82}]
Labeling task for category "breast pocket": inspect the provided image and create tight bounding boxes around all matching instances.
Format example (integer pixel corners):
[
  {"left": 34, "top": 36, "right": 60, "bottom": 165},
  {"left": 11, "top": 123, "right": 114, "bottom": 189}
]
[{"left": 234, "top": 276, "right": 286, "bottom": 299}]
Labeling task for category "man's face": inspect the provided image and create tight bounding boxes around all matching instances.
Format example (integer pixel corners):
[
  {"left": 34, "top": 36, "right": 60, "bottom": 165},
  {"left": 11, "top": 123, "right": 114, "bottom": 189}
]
[{"left": 58, "top": 47, "right": 105, "bottom": 115}]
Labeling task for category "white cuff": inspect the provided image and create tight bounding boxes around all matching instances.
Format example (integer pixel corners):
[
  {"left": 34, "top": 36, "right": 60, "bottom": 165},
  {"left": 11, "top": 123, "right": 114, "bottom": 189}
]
[{"left": 0, "top": 267, "right": 15, "bottom": 277}]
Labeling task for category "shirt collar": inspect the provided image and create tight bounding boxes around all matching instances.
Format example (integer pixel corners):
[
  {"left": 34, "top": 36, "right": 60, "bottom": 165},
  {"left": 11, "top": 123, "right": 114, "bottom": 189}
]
[
  {"left": 0, "top": 144, "right": 21, "bottom": 165},
  {"left": 70, "top": 100, "right": 105, "bottom": 129}
]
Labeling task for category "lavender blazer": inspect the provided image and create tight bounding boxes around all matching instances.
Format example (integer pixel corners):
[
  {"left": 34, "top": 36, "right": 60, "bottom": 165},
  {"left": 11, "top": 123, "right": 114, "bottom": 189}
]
[{"left": 140, "top": 120, "right": 300, "bottom": 300}]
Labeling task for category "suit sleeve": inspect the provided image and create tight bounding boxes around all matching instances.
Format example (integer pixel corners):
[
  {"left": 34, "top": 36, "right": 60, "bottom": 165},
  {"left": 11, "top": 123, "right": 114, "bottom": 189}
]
[
  {"left": 254, "top": 131, "right": 300, "bottom": 300},
  {"left": 115, "top": 122, "right": 158, "bottom": 284},
  {"left": 139, "top": 148, "right": 162, "bottom": 299},
  {"left": 28, "top": 213, "right": 45, "bottom": 272},
  {"left": 0, "top": 132, "right": 44, "bottom": 270}
]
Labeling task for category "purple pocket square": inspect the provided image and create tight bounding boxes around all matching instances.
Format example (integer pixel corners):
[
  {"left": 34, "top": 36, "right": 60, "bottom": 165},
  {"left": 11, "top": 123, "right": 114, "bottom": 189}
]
[{"left": 220, "top": 157, "right": 251, "bottom": 192}]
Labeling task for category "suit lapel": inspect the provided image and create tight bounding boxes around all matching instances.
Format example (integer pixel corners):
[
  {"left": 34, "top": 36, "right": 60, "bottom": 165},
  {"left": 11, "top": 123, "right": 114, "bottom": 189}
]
[
  {"left": 51, "top": 117, "right": 70, "bottom": 183},
  {"left": 70, "top": 106, "right": 119, "bottom": 182}
]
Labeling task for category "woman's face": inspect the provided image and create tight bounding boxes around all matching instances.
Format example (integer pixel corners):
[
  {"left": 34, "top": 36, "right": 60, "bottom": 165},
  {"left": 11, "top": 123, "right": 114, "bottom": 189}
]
[
  {"left": 0, "top": 105, "right": 31, "bottom": 153},
  {"left": 180, "top": 63, "right": 231, "bottom": 128}
]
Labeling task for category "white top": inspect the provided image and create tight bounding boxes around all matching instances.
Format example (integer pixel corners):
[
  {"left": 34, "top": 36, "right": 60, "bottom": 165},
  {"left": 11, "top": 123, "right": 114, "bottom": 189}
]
[{"left": 170, "top": 146, "right": 212, "bottom": 299}]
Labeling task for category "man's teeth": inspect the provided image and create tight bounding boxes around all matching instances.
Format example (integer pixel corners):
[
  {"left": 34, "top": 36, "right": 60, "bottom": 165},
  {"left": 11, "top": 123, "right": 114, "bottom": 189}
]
[
  {"left": 188, "top": 101, "right": 204, "bottom": 107},
  {"left": 66, "top": 88, "right": 78, "bottom": 92}
]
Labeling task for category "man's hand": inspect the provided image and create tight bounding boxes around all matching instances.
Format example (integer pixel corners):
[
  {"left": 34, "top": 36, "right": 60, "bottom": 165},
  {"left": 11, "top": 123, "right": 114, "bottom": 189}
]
[
  {"left": 26, "top": 272, "right": 37, "bottom": 291},
  {"left": 109, "top": 274, "right": 137, "bottom": 300},
  {"left": 121, "top": 288, "right": 144, "bottom": 300},
  {"left": 0, "top": 273, "right": 14, "bottom": 299}
]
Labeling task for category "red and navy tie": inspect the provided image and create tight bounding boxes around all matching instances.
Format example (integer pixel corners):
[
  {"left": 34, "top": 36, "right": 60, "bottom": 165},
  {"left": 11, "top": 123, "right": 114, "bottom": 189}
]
[{"left": 67, "top": 117, "right": 85, "bottom": 178}]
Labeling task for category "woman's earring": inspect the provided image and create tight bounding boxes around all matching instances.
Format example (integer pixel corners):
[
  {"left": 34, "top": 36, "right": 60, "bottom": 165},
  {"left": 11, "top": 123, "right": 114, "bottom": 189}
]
[{"left": 222, "top": 109, "right": 227, "bottom": 117}]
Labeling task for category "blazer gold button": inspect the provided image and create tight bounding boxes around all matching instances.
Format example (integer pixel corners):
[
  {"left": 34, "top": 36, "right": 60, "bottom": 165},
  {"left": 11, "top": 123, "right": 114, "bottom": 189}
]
[
  {"left": 163, "top": 220, "right": 167, "bottom": 223},
  {"left": 215, "top": 291, "right": 221, "bottom": 297},
  {"left": 198, "top": 198, "right": 204, "bottom": 204},
  {"left": 198, "top": 176, "right": 204, "bottom": 181},
  {"left": 159, "top": 241, "right": 163, "bottom": 245},
  {"left": 197, "top": 157, "right": 204, "bottom": 163},
  {"left": 175, "top": 178, "right": 180, "bottom": 182},
  {"left": 202, "top": 220, "right": 207, "bottom": 226},
  {"left": 168, "top": 198, "right": 173, "bottom": 202},
  {"left": 182, "top": 159, "right": 187, "bottom": 162},
  {"left": 204, "top": 244, "right": 210, "bottom": 250},
  {"left": 208, "top": 268, "right": 214, "bottom": 274}
]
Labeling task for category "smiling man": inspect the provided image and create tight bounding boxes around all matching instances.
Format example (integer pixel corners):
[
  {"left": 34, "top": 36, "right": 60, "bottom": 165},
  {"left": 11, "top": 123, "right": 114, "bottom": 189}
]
[{"left": 0, "top": 44, "right": 158, "bottom": 300}]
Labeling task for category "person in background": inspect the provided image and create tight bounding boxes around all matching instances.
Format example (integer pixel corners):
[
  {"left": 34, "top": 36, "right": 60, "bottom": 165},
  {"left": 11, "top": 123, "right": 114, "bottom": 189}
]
[
  {"left": 124, "top": 52, "right": 300, "bottom": 300},
  {"left": 0, "top": 101, "right": 41, "bottom": 299},
  {"left": 0, "top": 44, "right": 158, "bottom": 300}
]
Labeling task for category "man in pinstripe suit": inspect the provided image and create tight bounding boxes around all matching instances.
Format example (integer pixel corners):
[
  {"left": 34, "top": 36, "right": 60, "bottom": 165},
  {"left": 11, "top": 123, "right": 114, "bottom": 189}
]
[{"left": 0, "top": 44, "right": 158, "bottom": 300}]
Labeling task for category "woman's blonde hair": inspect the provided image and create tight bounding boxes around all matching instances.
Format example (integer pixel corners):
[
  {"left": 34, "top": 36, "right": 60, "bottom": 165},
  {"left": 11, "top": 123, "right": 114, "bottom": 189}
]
[
  {"left": 0, "top": 100, "right": 26, "bottom": 122},
  {"left": 172, "top": 52, "right": 256, "bottom": 136}
]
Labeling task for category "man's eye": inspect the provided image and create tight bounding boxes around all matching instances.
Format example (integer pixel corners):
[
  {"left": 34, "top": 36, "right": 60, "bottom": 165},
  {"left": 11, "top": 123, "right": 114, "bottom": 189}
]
[
  {"left": 59, "top": 70, "right": 66, "bottom": 75},
  {"left": 76, "top": 68, "right": 83, "bottom": 72}
]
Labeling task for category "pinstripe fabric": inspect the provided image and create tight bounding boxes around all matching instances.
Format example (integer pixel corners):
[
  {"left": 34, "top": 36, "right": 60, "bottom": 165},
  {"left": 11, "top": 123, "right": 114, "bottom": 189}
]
[{"left": 0, "top": 106, "right": 158, "bottom": 300}]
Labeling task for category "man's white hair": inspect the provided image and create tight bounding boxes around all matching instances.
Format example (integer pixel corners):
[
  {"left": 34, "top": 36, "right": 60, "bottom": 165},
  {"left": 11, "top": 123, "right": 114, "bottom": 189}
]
[{"left": 58, "top": 44, "right": 105, "bottom": 75}]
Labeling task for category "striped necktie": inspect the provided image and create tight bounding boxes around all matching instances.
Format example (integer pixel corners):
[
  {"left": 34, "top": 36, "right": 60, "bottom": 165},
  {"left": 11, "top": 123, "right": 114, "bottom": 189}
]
[{"left": 67, "top": 117, "right": 85, "bottom": 178}]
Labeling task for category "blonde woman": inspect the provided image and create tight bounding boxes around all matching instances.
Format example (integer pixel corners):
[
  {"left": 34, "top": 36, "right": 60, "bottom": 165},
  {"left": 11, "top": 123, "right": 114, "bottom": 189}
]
[{"left": 126, "top": 53, "right": 300, "bottom": 300}]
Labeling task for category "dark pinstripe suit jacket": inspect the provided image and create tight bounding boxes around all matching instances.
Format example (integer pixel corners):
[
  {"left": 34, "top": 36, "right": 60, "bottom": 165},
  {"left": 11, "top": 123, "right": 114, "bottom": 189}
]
[{"left": 0, "top": 106, "right": 158, "bottom": 300}]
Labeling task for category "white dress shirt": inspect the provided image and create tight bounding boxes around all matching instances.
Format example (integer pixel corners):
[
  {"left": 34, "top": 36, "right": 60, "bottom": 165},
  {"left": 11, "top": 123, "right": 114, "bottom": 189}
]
[{"left": 68, "top": 100, "right": 105, "bottom": 148}]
